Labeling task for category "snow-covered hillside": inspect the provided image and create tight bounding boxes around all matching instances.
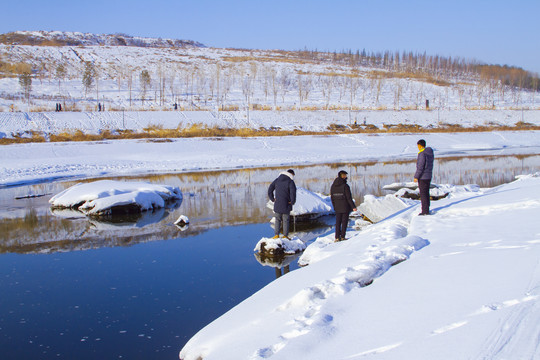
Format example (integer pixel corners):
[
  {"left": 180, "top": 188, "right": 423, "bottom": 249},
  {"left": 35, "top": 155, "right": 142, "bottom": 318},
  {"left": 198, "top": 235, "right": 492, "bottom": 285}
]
[
  {"left": 0, "top": 30, "right": 204, "bottom": 49},
  {"left": 1, "top": 31, "right": 539, "bottom": 114}
]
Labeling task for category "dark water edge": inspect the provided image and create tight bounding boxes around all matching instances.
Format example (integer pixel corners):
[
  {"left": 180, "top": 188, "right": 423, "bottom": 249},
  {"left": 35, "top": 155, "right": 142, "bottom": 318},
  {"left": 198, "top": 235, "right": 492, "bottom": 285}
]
[{"left": 0, "top": 154, "right": 539, "bottom": 359}]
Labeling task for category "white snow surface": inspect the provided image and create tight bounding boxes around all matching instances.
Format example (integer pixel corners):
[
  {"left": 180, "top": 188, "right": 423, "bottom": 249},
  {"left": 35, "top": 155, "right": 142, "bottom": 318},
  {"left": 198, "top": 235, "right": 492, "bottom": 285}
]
[
  {"left": 179, "top": 174, "right": 540, "bottom": 360},
  {"left": 357, "top": 194, "right": 415, "bottom": 223},
  {"left": 49, "top": 179, "right": 181, "bottom": 215},
  {"left": 2, "top": 131, "right": 540, "bottom": 187}
]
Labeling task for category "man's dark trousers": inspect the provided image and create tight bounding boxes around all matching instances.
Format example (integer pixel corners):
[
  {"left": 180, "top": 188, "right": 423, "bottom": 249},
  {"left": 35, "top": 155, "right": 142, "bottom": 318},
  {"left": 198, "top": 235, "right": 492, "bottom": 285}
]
[
  {"left": 418, "top": 179, "right": 431, "bottom": 214},
  {"left": 335, "top": 212, "right": 350, "bottom": 239}
]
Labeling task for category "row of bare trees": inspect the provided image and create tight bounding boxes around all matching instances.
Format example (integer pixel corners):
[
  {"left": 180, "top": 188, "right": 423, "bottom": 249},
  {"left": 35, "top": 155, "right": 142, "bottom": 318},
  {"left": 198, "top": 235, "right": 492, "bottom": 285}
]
[
  {"left": 295, "top": 48, "right": 540, "bottom": 91},
  {"left": 11, "top": 47, "right": 540, "bottom": 111}
]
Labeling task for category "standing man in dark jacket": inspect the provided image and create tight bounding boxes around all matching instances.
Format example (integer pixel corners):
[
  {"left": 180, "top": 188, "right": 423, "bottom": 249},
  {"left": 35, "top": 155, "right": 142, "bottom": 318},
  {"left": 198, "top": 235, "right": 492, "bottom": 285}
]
[
  {"left": 330, "top": 170, "right": 357, "bottom": 242},
  {"left": 414, "top": 139, "right": 435, "bottom": 215},
  {"left": 268, "top": 169, "right": 297, "bottom": 239}
]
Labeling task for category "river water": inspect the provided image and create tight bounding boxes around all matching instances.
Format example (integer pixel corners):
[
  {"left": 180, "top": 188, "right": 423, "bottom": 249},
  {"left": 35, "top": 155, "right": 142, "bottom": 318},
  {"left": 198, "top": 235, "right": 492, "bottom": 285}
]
[{"left": 0, "top": 154, "right": 539, "bottom": 359}]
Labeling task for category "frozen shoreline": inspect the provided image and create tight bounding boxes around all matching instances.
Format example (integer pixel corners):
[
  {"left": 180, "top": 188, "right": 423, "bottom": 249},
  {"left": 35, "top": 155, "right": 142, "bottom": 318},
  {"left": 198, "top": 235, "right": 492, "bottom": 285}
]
[{"left": 1, "top": 130, "right": 540, "bottom": 187}]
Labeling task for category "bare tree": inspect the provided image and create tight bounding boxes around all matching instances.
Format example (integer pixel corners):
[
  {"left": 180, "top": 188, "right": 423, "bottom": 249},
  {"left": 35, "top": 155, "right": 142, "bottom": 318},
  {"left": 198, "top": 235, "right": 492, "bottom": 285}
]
[
  {"left": 270, "top": 67, "right": 279, "bottom": 110},
  {"left": 82, "top": 61, "right": 96, "bottom": 98},
  {"left": 19, "top": 72, "right": 32, "bottom": 107},
  {"left": 140, "top": 69, "right": 151, "bottom": 105},
  {"left": 126, "top": 67, "right": 133, "bottom": 108},
  {"left": 297, "top": 73, "right": 312, "bottom": 109},
  {"left": 219, "top": 65, "right": 233, "bottom": 107},
  {"left": 393, "top": 79, "right": 402, "bottom": 110},
  {"left": 168, "top": 68, "right": 177, "bottom": 105},
  {"left": 215, "top": 63, "right": 221, "bottom": 111},
  {"left": 241, "top": 65, "right": 255, "bottom": 122},
  {"left": 321, "top": 75, "right": 335, "bottom": 109},
  {"left": 349, "top": 76, "right": 360, "bottom": 110},
  {"left": 55, "top": 64, "right": 66, "bottom": 95},
  {"left": 279, "top": 69, "right": 292, "bottom": 104}
]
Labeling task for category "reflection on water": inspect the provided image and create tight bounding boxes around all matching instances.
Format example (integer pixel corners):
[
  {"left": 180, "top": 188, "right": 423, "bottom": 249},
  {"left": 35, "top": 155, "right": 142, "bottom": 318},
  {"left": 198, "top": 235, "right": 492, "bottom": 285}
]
[{"left": 1, "top": 154, "right": 539, "bottom": 254}]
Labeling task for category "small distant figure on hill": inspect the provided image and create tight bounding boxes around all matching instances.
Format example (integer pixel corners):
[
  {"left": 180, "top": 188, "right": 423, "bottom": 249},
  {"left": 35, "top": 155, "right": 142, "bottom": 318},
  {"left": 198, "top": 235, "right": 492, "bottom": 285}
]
[
  {"left": 330, "top": 170, "right": 357, "bottom": 242},
  {"left": 98, "top": 103, "right": 102, "bottom": 112},
  {"left": 414, "top": 139, "right": 435, "bottom": 215},
  {"left": 268, "top": 169, "right": 297, "bottom": 240}
]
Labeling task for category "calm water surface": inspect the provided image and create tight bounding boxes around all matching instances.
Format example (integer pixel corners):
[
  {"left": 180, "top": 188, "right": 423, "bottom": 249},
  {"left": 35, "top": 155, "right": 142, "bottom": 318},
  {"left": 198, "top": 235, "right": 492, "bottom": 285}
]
[{"left": 1, "top": 154, "right": 539, "bottom": 359}]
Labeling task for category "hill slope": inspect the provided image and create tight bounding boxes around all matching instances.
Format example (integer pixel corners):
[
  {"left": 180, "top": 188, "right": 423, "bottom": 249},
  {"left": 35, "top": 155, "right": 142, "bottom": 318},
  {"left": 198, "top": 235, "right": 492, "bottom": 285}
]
[{"left": 0, "top": 31, "right": 538, "bottom": 114}]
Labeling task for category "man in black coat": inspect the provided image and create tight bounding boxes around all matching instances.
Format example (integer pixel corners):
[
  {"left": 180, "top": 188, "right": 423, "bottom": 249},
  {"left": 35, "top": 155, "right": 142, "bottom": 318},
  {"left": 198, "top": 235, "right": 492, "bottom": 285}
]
[
  {"left": 414, "top": 139, "right": 435, "bottom": 215},
  {"left": 268, "top": 169, "right": 297, "bottom": 239},
  {"left": 330, "top": 170, "right": 357, "bottom": 242}
]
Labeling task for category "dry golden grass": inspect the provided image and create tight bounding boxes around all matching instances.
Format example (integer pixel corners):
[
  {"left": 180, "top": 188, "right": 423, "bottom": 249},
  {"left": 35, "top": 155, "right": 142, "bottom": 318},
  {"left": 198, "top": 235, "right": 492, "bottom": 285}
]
[
  {"left": 311, "top": 71, "right": 363, "bottom": 79},
  {"left": 383, "top": 124, "right": 423, "bottom": 132},
  {"left": 1, "top": 122, "right": 540, "bottom": 145},
  {"left": 0, "top": 61, "right": 32, "bottom": 78},
  {"left": 368, "top": 70, "right": 452, "bottom": 87},
  {"left": 223, "top": 56, "right": 313, "bottom": 65},
  {"left": 400, "top": 105, "right": 419, "bottom": 110},
  {"left": 466, "top": 106, "right": 497, "bottom": 110},
  {"left": 0, "top": 131, "right": 46, "bottom": 144}
]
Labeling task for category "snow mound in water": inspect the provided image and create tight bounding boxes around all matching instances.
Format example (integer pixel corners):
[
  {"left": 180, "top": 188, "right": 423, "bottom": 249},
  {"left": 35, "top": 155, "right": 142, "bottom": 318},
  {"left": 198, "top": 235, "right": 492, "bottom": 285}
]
[
  {"left": 49, "top": 180, "right": 182, "bottom": 216},
  {"left": 254, "top": 236, "right": 306, "bottom": 255}
]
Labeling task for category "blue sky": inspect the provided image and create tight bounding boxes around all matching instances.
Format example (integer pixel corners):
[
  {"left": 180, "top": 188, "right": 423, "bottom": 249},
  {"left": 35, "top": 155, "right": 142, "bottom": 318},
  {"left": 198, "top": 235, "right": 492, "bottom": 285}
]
[{"left": 2, "top": 0, "right": 539, "bottom": 73}]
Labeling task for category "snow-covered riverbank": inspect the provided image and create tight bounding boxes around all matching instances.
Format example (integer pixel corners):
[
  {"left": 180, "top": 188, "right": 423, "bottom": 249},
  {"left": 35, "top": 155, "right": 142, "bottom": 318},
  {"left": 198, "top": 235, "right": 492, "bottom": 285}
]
[
  {"left": 0, "top": 109, "right": 539, "bottom": 137},
  {"left": 1, "top": 130, "right": 540, "bottom": 187},
  {"left": 180, "top": 173, "right": 540, "bottom": 360}
]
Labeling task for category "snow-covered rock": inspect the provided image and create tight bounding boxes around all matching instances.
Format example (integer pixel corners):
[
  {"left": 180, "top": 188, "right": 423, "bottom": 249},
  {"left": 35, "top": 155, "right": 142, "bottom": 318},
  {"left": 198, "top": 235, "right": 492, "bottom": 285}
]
[
  {"left": 382, "top": 181, "right": 421, "bottom": 191},
  {"left": 174, "top": 214, "right": 190, "bottom": 226},
  {"left": 49, "top": 180, "right": 182, "bottom": 216},
  {"left": 358, "top": 194, "right": 415, "bottom": 223},
  {"left": 254, "top": 236, "right": 306, "bottom": 256},
  {"left": 174, "top": 215, "right": 190, "bottom": 231}
]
